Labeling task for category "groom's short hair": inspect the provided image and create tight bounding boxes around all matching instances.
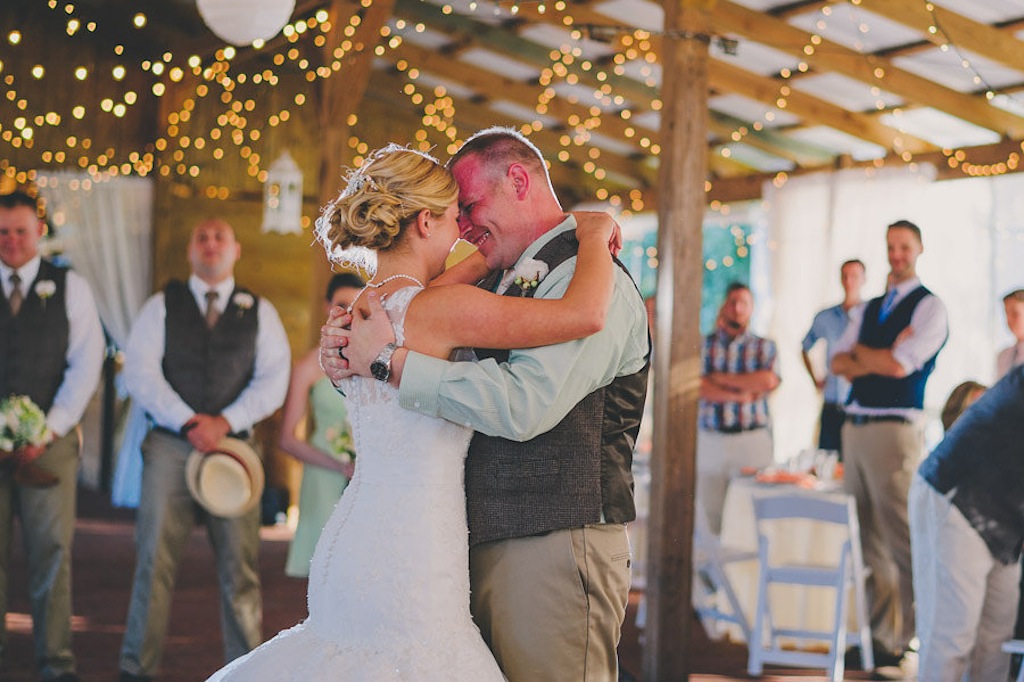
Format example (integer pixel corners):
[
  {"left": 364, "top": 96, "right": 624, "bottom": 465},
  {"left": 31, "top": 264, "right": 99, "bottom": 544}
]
[{"left": 448, "top": 126, "right": 548, "bottom": 179}]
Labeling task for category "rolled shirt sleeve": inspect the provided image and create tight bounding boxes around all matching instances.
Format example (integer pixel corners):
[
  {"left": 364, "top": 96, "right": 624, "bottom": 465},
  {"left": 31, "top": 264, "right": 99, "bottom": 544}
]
[
  {"left": 46, "top": 270, "right": 105, "bottom": 436},
  {"left": 399, "top": 260, "right": 649, "bottom": 442},
  {"left": 890, "top": 293, "right": 948, "bottom": 375}
]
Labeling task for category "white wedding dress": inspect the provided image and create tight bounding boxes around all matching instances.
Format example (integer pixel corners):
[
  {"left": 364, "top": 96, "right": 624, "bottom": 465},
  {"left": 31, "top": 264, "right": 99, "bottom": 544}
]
[{"left": 207, "top": 286, "right": 505, "bottom": 681}]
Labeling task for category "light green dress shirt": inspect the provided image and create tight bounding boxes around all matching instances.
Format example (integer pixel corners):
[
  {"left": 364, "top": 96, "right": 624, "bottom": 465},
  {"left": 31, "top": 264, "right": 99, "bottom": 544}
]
[{"left": 399, "top": 216, "right": 649, "bottom": 441}]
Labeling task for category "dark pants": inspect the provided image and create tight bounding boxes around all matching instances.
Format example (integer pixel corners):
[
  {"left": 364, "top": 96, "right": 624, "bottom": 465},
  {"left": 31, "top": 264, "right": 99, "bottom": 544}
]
[{"left": 818, "top": 402, "right": 846, "bottom": 456}]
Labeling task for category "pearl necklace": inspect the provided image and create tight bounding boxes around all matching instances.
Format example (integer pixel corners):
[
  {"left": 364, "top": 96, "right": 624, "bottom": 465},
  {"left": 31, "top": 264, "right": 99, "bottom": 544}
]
[
  {"left": 348, "top": 273, "right": 425, "bottom": 311},
  {"left": 365, "top": 273, "right": 425, "bottom": 289}
]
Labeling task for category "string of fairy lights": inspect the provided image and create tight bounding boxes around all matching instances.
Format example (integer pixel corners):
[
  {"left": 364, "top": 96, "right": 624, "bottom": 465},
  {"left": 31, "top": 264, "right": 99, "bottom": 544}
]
[{"left": 2, "top": 0, "right": 1024, "bottom": 222}]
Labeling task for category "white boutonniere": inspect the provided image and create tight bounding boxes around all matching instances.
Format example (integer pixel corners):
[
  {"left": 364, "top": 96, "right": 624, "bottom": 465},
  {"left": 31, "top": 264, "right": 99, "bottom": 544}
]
[
  {"left": 509, "top": 258, "right": 549, "bottom": 294},
  {"left": 34, "top": 280, "right": 56, "bottom": 310},
  {"left": 232, "top": 292, "right": 255, "bottom": 317}
]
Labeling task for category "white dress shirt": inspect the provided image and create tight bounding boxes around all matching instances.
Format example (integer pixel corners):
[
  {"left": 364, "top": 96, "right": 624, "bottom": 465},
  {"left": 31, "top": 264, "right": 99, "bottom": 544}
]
[
  {"left": 0, "top": 255, "right": 105, "bottom": 436},
  {"left": 123, "top": 274, "right": 290, "bottom": 433},
  {"left": 833, "top": 277, "right": 949, "bottom": 417}
]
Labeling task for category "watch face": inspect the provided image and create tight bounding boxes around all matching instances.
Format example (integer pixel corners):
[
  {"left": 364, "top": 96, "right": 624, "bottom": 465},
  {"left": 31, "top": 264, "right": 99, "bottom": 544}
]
[{"left": 370, "top": 360, "right": 389, "bottom": 382}]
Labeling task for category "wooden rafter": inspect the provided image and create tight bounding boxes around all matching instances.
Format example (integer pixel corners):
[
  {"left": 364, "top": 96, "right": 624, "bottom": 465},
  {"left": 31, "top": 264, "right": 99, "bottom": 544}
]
[{"left": 711, "top": 0, "right": 1024, "bottom": 138}]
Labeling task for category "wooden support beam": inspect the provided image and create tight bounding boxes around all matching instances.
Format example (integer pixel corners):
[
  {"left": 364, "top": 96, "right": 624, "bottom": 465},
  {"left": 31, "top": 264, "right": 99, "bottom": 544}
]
[{"left": 644, "top": 0, "right": 711, "bottom": 678}]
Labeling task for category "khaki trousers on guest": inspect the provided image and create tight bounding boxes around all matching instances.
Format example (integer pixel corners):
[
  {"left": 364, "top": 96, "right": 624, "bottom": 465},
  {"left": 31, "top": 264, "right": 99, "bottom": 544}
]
[
  {"left": 696, "top": 428, "right": 773, "bottom": 535},
  {"left": 842, "top": 419, "right": 921, "bottom": 654},
  {"left": 119, "top": 429, "right": 262, "bottom": 677},
  {"left": 0, "top": 430, "right": 80, "bottom": 679},
  {"left": 470, "top": 524, "right": 632, "bottom": 682},
  {"left": 910, "top": 475, "right": 1019, "bottom": 682}
]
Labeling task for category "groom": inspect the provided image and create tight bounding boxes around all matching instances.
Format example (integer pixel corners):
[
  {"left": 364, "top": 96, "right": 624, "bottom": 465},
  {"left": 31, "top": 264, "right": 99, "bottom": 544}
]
[{"left": 321, "top": 127, "right": 650, "bottom": 681}]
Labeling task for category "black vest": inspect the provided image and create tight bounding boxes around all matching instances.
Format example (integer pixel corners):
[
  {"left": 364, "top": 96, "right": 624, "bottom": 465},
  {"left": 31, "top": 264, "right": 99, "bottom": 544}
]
[
  {"left": 849, "top": 285, "right": 945, "bottom": 409},
  {"left": 162, "top": 280, "right": 258, "bottom": 415},
  {"left": 0, "top": 260, "right": 70, "bottom": 411},
  {"left": 466, "top": 230, "right": 650, "bottom": 546}
]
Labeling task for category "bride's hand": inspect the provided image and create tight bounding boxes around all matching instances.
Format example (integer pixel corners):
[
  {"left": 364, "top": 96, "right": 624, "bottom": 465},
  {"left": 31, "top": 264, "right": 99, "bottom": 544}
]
[
  {"left": 320, "top": 306, "right": 354, "bottom": 385},
  {"left": 344, "top": 291, "right": 398, "bottom": 378},
  {"left": 573, "top": 211, "right": 622, "bottom": 257}
]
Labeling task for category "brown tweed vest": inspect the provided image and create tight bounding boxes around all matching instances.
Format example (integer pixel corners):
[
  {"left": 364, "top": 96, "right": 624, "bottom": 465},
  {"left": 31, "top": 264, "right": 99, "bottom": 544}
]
[
  {"left": 0, "top": 260, "right": 70, "bottom": 411},
  {"left": 466, "top": 230, "right": 650, "bottom": 546},
  {"left": 162, "top": 279, "right": 259, "bottom": 416}
]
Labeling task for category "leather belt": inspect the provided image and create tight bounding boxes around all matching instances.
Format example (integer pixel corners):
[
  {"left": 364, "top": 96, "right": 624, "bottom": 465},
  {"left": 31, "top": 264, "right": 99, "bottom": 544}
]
[
  {"left": 847, "top": 414, "right": 911, "bottom": 426},
  {"left": 715, "top": 424, "right": 767, "bottom": 434},
  {"left": 152, "top": 425, "right": 252, "bottom": 440}
]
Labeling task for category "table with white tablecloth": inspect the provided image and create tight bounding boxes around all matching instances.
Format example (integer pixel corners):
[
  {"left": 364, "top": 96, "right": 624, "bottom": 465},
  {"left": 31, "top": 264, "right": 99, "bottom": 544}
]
[{"left": 715, "top": 474, "right": 859, "bottom": 644}]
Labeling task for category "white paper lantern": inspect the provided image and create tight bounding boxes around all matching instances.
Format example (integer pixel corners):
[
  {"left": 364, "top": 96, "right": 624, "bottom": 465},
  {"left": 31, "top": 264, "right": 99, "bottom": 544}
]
[
  {"left": 196, "top": 0, "right": 296, "bottom": 46},
  {"left": 261, "top": 151, "right": 303, "bottom": 235}
]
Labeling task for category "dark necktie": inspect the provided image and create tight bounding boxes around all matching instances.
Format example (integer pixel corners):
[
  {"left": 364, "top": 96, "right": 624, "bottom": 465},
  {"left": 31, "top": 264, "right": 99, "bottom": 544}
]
[
  {"left": 205, "top": 290, "right": 220, "bottom": 328},
  {"left": 8, "top": 273, "right": 23, "bottom": 316}
]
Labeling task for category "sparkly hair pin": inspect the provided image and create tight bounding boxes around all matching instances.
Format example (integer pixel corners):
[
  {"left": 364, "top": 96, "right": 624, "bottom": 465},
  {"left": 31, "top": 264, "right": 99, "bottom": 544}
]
[{"left": 349, "top": 172, "right": 380, "bottom": 193}]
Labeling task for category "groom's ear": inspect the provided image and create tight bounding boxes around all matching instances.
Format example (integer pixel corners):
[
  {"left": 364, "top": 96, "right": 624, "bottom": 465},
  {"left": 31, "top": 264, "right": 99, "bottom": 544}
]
[{"left": 507, "top": 163, "right": 530, "bottom": 200}]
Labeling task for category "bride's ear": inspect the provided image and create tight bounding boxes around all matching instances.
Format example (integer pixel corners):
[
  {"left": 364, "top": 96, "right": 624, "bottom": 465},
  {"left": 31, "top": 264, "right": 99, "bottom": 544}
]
[{"left": 413, "top": 208, "right": 431, "bottom": 239}]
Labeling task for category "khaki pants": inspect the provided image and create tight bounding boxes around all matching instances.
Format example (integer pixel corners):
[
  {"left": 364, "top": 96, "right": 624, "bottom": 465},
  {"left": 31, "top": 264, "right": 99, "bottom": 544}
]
[
  {"left": 842, "top": 419, "right": 920, "bottom": 654},
  {"left": 470, "top": 524, "right": 632, "bottom": 682},
  {"left": 696, "top": 428, "right": 773, "bottom": 535},
  {"left": 0, "top": 430, "right": 80, "bottom": 679},
  {"left": 910, "top": 475, "right": 1018, "bottom": 682},
  {"left": 119, "top": 429, "right": 262, "bottom": 676}
]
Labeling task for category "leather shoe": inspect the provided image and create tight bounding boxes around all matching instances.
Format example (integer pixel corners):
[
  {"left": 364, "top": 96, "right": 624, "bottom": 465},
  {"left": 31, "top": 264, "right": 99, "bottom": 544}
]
[{"left": 844, "top": 643, "right": 906, "bottom": 670}]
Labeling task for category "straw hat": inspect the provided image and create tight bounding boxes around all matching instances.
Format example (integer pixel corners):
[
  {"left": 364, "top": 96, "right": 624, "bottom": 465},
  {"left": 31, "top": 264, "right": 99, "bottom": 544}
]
[{"left": 185, "top": 437, "right": 264, "bottom": 518}]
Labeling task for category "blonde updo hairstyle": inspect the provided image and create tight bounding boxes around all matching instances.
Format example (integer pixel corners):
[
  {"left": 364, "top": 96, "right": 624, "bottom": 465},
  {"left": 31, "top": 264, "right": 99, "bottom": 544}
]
[{"left": 319, "top": 144, "right": 459, "bottom": 258}]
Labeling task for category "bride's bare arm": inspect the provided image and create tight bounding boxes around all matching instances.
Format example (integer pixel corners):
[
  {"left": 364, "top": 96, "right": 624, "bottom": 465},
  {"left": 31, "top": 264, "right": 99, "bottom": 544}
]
[
  {"left": 427, "top": 249, "right": 490, "bottom": 288},
  {"left": 404, "top": 212, "right": 617, "bottom": 357}
]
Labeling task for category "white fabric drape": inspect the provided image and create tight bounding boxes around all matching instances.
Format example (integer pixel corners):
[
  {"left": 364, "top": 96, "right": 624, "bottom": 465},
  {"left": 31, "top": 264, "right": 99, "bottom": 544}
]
[
  {"left": 44, "top": 173, "right": 153, "bottom": 347},
  {"left": 42, "top": 172, "right": 153, "bottom": 507}
]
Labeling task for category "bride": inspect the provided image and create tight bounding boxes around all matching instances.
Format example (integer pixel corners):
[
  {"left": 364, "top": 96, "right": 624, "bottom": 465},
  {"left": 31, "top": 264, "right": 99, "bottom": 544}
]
[{"left": 206, "top": 144, "right": 618, "bottom": 681}]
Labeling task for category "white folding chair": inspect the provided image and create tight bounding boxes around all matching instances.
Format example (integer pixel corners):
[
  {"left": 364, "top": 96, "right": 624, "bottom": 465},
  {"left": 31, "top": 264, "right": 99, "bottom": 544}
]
[
  {"left": 692, "top": 502, "right": 757, "bottom": 642},
  {"left": 746, "top": 491, "right": 873, "bottom": 681},
  {"left": 1002, "top": 639, "right": 1024, "bottom": 682},
  {"left": 633, "top": 504, "right": 756, "bottom": 641}
]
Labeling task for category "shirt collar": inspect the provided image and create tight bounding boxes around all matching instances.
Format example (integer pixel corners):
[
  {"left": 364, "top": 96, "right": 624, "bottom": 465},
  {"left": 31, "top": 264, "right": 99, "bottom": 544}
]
[
  {"left": 512, "top": 214, "right": 574, "bottom": 267},
  {"left": 885, "top": 276, "right": 921, "bottom": 299},
  {"left": 714, "top": 326, "right": 754, "bottom": 344},
  {"left": 0, "top": 255, "right": 42, "bottom": 290},
  {"left": 189, "top": 274, "right": 235, "bottom": 303}
]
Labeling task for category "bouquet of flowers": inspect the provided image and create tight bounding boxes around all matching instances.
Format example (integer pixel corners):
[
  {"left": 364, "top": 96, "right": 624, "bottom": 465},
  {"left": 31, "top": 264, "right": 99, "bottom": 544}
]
[
  {"left": 0, "top": 394, "right": 58, "bottom": 487},
  {"left": 324, "top": 425, "right": 356, "bottom": 464}
]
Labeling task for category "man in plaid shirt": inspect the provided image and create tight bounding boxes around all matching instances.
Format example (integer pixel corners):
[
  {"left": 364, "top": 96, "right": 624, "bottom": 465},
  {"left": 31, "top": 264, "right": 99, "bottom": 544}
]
[{"left": 697, "top": 282, "right": 780, "bottom": 534}]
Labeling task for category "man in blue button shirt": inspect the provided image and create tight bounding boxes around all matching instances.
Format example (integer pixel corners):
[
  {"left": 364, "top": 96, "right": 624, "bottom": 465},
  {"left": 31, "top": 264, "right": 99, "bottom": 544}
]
[{"left": 800, "top": 259, "right": 865, "bottom": 456}]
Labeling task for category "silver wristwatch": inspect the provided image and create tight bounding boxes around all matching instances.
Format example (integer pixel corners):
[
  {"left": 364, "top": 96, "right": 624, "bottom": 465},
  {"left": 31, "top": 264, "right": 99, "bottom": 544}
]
[{"left": 370, "top": 342, "right": 398, "bottom": 382}]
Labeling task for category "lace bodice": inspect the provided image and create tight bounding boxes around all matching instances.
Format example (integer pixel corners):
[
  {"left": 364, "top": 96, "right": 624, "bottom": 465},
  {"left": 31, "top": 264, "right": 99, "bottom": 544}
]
[{"left": 335, "top": 285, "right": 472, "bottom": 488}]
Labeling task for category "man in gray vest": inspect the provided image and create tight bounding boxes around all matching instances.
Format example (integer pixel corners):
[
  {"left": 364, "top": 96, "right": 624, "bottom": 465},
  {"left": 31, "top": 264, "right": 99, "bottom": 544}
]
[
  {"left": 323, "top": 128, "right": 650, "bottom": 682},
  {"left": 118, "top": 218, "right": 290, "bottom": 682},
  {"left": 0, "top": 190, "right": 104, "bottom": 681}
]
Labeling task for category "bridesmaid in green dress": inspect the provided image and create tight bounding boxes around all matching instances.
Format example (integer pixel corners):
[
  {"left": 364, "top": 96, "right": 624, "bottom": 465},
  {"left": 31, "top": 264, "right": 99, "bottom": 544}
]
[{"left": 280, "top": 273, "right": 364, "bottom": 578}]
